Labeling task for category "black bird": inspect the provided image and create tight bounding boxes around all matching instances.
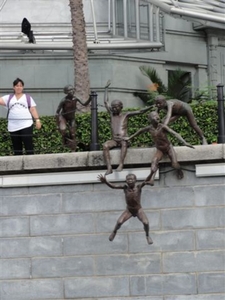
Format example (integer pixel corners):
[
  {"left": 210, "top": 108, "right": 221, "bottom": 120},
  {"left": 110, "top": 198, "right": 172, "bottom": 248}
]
[{"left": 21, "top": 18, "right": 36, "bottom": 44}]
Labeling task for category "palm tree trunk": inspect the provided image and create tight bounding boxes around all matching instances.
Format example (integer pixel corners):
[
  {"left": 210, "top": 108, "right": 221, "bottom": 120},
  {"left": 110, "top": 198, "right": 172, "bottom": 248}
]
[{"left": 69, "top": 0, "right": 90, "bottom": 111}]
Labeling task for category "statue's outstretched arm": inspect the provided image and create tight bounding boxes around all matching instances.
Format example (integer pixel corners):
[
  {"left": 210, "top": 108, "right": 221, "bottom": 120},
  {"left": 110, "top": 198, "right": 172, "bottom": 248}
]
[
  {"left": 164, "top": 125, "right": 195, "bottom": 149},
  {"left": 55, "top": 99, "right": 64, "bottom": 115},
  {"left": 105, "top": 80, "right": 111, "bottom": 89},
  {"left": 97, "top": 174, "right": 124, "bottom": 189},
  {"left": 127, "top": 106, "right": 152, "bottom": 117},
  {"left": 162, "top": 102, "right": 173, "bottom": 125},
  {"left": 75, "top": 94, "right": 92, "bottom": 107},
  {"left": 104, "top": 80, "right": 111, "bottom": 113},
  {"left": 124, "top": 126, "right": 149, "bottom": 141}
]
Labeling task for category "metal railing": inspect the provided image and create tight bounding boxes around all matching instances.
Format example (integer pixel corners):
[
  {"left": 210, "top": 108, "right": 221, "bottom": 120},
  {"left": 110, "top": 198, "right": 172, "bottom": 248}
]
[{"left": 0, "top": 0, "right": 164, "bottom": 51}]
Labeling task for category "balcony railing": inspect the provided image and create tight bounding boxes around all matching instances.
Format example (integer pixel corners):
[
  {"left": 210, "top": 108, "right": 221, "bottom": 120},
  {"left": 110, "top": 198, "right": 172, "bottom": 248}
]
[{"left": 0, "top": 0, "right": 164, "bottom": 51}]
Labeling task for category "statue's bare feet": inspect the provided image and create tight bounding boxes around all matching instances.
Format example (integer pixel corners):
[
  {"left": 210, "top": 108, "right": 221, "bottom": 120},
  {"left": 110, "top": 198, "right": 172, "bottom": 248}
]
[
  {"left": 105, "top": 168, "right": 113, "bottom": 175},
  {"left": 149, "top": 179, "right": 154, "bottom": 186},
  {"left": 116, "top": 164, "right": 123, "bottom": 172},
  {"left": 177, "top": 169, "right": 184, "bottom": 180},
  {"left": 202, "top": 137, "right": 208, "bottom": 145},
  {"left": 109, "top": 232, "right": 116, "bottom": 241},
  {"left": 146, "top": 236, "right": 153, "bottom": 245}
]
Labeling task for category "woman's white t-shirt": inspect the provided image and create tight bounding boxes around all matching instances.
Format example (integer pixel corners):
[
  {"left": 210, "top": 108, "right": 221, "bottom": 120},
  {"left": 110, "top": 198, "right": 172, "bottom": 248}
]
[{"left": 2, "top": 94, "right": 36, "bottom": 132}]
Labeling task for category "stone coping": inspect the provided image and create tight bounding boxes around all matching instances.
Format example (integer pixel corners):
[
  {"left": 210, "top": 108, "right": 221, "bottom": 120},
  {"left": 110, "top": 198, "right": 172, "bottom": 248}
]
[{"left": 0, "top": 144, "right": 224, "bottom": 175}]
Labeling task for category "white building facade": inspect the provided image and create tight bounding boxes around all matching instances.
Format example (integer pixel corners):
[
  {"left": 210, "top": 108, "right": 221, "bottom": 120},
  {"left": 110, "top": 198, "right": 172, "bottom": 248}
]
[{"left": 0, "top": 0, "right": 224, "bottom": 117}]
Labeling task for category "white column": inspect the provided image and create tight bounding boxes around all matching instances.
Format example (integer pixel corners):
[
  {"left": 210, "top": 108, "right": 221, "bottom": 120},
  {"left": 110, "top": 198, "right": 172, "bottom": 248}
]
[{"left": 123, "top": 0, "right": 128, "bottom": 38}]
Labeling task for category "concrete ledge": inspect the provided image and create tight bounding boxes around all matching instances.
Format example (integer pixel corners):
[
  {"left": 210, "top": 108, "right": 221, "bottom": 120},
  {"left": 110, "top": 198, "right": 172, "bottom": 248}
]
[
  {"left": 196, "top": 163, "right": 225, "bottom": 177},
  {"left": 0, "top": 167, "right": 159, "bottom": 188},
  {"left": 0, "top": 144, "right": 224, "bottom": 175}
]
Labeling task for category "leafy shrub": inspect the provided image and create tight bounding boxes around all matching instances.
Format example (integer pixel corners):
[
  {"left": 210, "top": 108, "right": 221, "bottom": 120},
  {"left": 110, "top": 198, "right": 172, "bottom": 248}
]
[{"left": 0, "top": 101, "right": 219, "bottom": 156}]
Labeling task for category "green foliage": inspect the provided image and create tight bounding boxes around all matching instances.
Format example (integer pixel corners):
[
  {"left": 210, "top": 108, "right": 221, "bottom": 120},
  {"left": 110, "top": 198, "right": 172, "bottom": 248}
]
[
  {"left": 0, "top": 101, "right": 219, "bottom": 156},
  {"left": 165, "top": 101, "right": 218, "bottom": 146},
  {"left": 134, "top": 65, "right": 192, "bottom": 105},
  {"left": 167, "top": 69, "right": 191, "bottom": 102},
  {"left": 193, "top": 85, "right": 215, "bottom": 102},
  {"left": 33, "top": 116, "right": 70, "bottom": 154},
  {"left": 0, "top": 119, "right": 13, "bottom": 156}
]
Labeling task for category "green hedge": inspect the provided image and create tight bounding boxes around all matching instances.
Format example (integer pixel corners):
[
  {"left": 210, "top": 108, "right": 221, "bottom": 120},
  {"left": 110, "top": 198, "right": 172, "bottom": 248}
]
[{"left": 0, "top": 101, "right": 219, "bottom": 156}]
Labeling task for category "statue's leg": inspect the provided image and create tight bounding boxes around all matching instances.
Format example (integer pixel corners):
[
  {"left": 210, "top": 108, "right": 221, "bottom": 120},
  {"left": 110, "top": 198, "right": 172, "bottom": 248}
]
[
  {"left": 60, "top": 131, "right": 67, "bottom": 145},
  {"left": 59, "top": 117, "right": 67, "bottom": 146},
  {"left": 187, "top": 113, "right": 208, "bottom": 145},
  {"left": 109, "top": 210, "right": 132, "bottom": 241},
  {"left": 68, "top": 120, "right": 77, "bottom": 151},
  {"left": 109, "top": 223, "right": 120, "bottom": 241},
  {"left": 103, "top": 140, "right": 117, "bottom": 175},
  {"left": 69, "top": 121, "right": 76, "bottom": 140},
  {"left": 146, "top": 150, "right": 163, "bottom": 185},
  {"left": 137, "top": 209, "right": 153, "bottom": 245},
  {"left": 144, "top": 224, "right": 153, "bottom": 245},
  {"left": 116, "top": 140, "right": 128, "bottom": 172},
  {"left": 168, "top": 145, "right": 184, "bottom": 179}
]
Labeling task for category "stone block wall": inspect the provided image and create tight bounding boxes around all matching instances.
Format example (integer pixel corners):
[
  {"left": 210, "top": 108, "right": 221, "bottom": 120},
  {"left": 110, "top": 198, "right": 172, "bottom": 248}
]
[{"left": 0, "top": 146, "right": 224, "bottom": 299}]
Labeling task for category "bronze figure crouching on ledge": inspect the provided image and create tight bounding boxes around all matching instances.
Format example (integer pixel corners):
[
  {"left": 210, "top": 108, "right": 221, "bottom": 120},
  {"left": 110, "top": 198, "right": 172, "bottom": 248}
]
[
  {"left": 155, "top": 95, "right": 208, "bottom": 145},
  {"left": 103, "top": 80, "right": 151, "bottom": 175}
]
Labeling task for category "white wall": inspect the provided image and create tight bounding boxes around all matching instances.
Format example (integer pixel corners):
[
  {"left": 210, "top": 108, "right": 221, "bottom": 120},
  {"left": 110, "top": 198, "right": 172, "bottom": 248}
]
[{"left": 0, "top": 0, "right": 108, "bottom": 24}]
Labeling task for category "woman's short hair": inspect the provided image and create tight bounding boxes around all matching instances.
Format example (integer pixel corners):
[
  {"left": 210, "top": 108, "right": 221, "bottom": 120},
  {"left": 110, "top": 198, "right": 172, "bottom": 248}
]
[{"left": 13, "top": 78, "right": 24, "bottom": 86}]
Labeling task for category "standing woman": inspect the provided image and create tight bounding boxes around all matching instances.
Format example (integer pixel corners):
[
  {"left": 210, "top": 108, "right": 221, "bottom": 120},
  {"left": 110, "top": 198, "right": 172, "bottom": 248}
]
[{"left": 0, "top": 78, "right": 41, "bottom": 155}]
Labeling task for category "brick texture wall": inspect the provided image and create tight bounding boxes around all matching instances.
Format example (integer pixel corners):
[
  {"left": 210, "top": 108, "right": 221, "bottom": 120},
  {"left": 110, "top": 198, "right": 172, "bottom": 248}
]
[{"left": 0, "top": 164, "right": 224, "bottom": 300}]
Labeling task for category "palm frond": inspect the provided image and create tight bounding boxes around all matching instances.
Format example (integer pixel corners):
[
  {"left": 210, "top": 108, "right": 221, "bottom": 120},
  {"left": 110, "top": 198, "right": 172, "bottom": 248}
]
[
  {"left": 168, "top": 69, "right": 191, "bottom": 102},
  {"left": 138, "top": 65, "right": 192, "bottom": 103},
  {"left": 139, "top": 65, "right": 167, "bottom": 94}
]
